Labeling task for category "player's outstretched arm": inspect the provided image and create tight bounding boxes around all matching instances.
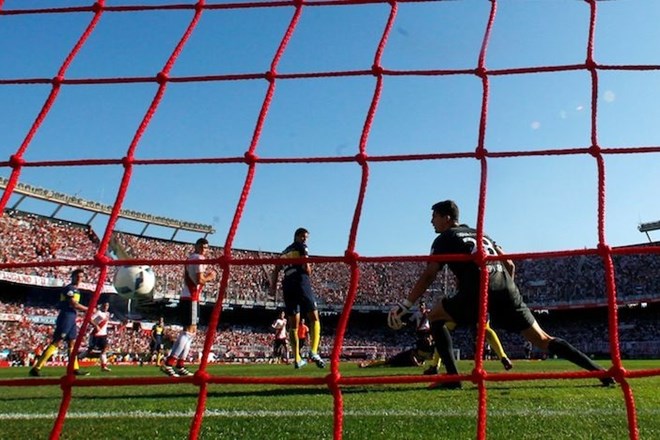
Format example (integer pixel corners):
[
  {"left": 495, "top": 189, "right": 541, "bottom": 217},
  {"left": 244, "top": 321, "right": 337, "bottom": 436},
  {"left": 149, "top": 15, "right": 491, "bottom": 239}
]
[
  {"left": 389, "top": 262, "right": 441, "bottom": 330},
  {"left": 406, "top": 261, "right": 442, "bottom": 305}
]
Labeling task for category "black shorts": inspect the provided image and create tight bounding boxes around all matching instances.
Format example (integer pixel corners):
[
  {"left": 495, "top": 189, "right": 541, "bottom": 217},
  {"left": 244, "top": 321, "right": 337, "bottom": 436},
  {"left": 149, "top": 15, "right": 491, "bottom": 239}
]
[
  {"left": 282, "top": 275, "right": 317, "bottom": 316},
  {"left": 414, "top": 333, "right": 434, "bottom": 354},
  {"left": 89, "top": 335, "right": 108, "bottom": 352},
  {"left": 53, "top": 313, "right": 78, "bottom": 342},
  {"left": 177, "top": 299, "right": 199, "bottom": 327},
  {"left": 273, "top": 338, "right": 287, "bottom": 357},
  {"left": 442, "top": 286, "right": 535, "bottom": 333},
  {"left": 150, "top": 338, "right": 164, "bottom": 353}
]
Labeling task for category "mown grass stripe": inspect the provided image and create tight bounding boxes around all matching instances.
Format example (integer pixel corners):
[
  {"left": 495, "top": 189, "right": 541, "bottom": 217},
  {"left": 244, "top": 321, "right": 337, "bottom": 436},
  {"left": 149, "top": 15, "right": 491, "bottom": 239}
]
[{"left": 1, "top": 408, "right": 658, "bottom": 420}]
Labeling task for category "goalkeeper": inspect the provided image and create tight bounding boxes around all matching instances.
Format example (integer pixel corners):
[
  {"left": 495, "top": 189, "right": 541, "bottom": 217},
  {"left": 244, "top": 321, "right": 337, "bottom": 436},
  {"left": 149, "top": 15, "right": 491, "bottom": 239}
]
[{"left": 388, "top": 200, "right": 614, "bottom": 389}]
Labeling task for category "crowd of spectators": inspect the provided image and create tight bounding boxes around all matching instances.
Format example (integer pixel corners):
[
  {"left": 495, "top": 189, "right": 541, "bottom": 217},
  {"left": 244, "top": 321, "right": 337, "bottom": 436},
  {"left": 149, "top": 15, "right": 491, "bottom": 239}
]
[
  {"left": 0, "top": 299, "right": 399, "bottom": 365},
  {"left": 1, "top": 210, "right": 659, "bottom": 309},
  {"left": 113, "top": 232, "right": 454, "bottom": 307},
  {"left": 113, "top": 232, "right": 274, "bottom": 304},
  {"left": 0, "top": 210, "right": 106, "bottom": 281},
  {"left": 515, "top": 253, "right": 660, "bottom": 305},
  {"left": 1, "top": 299, "right": 658, "bottom": 367}
]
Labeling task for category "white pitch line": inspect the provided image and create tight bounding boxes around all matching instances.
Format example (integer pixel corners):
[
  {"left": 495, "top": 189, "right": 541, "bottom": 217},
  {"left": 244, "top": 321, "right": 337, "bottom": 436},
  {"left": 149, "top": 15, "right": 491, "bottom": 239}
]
[{"left": 1, "top": 408, "right": 659, "bottom": 420}]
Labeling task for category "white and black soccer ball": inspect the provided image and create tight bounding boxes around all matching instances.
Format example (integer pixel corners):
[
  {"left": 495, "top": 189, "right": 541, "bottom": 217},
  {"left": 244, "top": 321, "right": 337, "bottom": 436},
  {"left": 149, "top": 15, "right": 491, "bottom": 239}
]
[{"left": 113, "top": 265, "right": 156, "bottom": 299}]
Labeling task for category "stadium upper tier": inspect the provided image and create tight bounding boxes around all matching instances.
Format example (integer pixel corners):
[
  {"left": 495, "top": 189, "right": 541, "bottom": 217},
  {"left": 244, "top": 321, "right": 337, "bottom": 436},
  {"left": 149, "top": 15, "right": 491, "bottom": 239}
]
[{"left": 1, "top": 210, "right": 659, "bottom": 309}]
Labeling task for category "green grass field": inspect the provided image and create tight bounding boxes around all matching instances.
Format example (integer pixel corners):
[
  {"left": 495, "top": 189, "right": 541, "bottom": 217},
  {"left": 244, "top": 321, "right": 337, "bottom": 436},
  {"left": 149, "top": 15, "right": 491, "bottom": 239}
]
[{"left": 1, "top": 360, "right": 658, "bottom": 439}]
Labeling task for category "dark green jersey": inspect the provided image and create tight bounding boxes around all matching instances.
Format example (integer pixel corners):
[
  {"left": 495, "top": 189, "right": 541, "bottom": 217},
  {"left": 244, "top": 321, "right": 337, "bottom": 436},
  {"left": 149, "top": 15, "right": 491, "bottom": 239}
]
[{"left": 431, "top": 224, "right": 510, "bottom": 294}]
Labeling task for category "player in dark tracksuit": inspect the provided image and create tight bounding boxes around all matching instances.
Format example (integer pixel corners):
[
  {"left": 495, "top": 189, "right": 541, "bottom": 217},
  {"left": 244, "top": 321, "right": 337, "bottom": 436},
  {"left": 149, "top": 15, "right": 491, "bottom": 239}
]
[{"left": 389, "top": 200, "right": 614, "bottom": 388}]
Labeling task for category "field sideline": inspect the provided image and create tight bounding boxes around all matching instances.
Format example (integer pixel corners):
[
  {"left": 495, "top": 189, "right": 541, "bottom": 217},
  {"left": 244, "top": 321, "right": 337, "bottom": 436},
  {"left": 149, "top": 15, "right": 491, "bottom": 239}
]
[{"left": 1, "top": 359, "right": 658, "bottom": 439}]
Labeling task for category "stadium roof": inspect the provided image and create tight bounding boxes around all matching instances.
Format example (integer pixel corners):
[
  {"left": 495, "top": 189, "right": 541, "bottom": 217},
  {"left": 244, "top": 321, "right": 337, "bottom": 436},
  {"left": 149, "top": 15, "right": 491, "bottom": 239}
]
[
  {"left": 638, "top": 220, "right": 660, "bottom": 242},
  {"left": 639, "top": 220, "right": 660, "bottom": 233},
  {"left": 0, "top": 176, "right": 215, "bottom": 238}
]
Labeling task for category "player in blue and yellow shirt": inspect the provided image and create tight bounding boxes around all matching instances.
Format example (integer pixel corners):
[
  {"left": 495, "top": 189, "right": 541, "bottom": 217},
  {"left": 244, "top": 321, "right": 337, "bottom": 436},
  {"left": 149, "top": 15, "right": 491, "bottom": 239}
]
[
  {"left": 29, "top": 268, "right": 89, "bottom": 377},
  {"left": 270, "top": 228, "right": 325, "bottom": 369},
  {"left": 148, "top": 316, "right": 166, "bottom": 366}
]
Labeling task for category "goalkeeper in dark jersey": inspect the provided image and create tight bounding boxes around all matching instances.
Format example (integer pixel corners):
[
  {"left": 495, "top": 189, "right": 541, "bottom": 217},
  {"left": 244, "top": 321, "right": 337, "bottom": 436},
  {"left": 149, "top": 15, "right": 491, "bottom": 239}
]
[{"left": 388, "top": 200, "right": 614, "bottom": 389}]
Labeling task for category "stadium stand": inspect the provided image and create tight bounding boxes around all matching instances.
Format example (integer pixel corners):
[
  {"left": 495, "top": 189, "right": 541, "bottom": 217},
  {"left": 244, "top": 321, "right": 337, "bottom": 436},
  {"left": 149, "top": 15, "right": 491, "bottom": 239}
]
[
  {"left": 0, "top": 209, "right": 104, "bottom": 280},
  {"left": 2, "top": 209, "right": 659, "bottom": 310},
  {"left": 1, "top": 209, "right": 658, "bottom": 368},
  {"left": 1, "top": 298, "right": 658, "bottom": 368}
]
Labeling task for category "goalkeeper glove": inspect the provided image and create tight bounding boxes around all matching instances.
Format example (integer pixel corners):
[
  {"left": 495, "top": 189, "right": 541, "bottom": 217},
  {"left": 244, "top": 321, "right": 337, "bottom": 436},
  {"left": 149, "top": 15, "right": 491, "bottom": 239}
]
[{"left": 387, "top": 299, "right": 414, "bottom": 330}]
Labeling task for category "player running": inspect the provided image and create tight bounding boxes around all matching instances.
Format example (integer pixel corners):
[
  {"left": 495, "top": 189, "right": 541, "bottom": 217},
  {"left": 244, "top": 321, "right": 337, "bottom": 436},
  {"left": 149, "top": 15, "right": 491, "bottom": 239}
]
[
  {"left": 30, "top": 269, "right": 90, "bottom": 377},
  {"left": 78, "top": 301, "right": 112, "bottom": 372}
]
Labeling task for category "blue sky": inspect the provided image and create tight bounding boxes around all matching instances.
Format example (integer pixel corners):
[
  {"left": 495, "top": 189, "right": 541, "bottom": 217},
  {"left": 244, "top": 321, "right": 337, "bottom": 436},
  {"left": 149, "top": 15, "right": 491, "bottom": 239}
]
[{"left": 1, "top": 0, "right": 659, "bottom": 257}]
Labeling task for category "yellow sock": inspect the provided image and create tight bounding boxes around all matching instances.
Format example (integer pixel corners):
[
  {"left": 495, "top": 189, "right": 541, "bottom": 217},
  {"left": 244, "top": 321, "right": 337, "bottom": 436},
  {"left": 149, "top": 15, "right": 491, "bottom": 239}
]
[
  {"left": 289, "top": 329, "right": 300, "bottom": 362},
  {"left": 35, "top": 344, "right": 58, "bottom": 370},
  {"left": 70, "top": 347, "right": 80, "bottom": 370},
  {"left": 485, "top": 322, "right": 508, "bottom": 360},
  {"left": 310, "top": 320, "right": 321, "bottom": 355},
  {"left": 432, "top": 349, "right": 441, "bottom": 367},
  {"left": 156, "top": 352, "right": 163, "bottom": 365}
]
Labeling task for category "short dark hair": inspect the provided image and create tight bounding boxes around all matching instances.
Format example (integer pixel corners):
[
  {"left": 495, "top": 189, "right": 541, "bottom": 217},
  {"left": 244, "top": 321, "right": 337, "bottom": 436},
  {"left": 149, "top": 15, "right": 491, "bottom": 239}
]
[
  {"left": 432, "top": 200, "right": 459, "bottom": 221},
  {"left": 294, "top": 227, "right": 308, "bottom": 239},
  {"left": 195, "top": 238, "right": 209, "bottom": 246},
  {"left": 71, "top": 268, "right": 85, "bottom": 278}
]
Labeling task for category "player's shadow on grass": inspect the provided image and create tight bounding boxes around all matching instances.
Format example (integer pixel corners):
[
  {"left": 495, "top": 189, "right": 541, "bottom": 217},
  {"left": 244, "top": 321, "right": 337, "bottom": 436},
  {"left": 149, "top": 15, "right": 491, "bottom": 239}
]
[
  {"left": 58, "top": 386, "right": 333, "bottom": 402},
  {"left": 485, "top": 381, "right": 615, "bottom": 391},
  {"left": 340, "top": 381, "right": 611, "bottom": 395},
  {"left": 206, "top": 386, "right": 331, "bottom": 399},
  {"left": 0, "top": 379, "right": 610, "bottom": 404}
]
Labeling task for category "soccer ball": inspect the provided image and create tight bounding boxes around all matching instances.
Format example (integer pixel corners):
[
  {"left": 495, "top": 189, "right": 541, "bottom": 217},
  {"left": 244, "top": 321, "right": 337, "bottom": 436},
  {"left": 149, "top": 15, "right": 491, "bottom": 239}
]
[{"left": 113, "top": 265, "right": 156, "bottom": 298}]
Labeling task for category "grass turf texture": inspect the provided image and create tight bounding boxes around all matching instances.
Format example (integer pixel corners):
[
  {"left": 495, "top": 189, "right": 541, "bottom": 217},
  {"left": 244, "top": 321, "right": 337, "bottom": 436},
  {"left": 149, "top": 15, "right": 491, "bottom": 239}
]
[{"left": 0, "top": 360, "right": 658, "bottom": 439}]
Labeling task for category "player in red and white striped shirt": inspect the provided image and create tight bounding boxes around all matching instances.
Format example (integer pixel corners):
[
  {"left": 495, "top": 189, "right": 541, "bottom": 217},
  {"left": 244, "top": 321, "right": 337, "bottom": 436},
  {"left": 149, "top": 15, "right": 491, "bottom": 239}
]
[
  {"left": 161, "top": 238, "right": 216, "bottom": 377},
  {"left": 79, "top": 301, "right": 112, "bottom": 372}
]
